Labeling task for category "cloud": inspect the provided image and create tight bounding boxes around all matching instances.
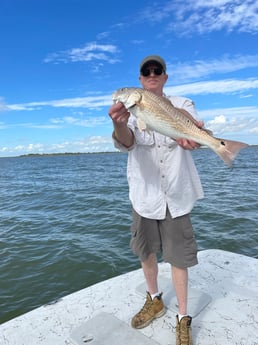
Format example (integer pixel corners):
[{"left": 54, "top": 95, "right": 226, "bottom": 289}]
[
  {"left": 5, "top": 94, "right": 112, "bottom": 111},
  {"left": 44, "top": 42, "right": 120, "bottom": 64},
  {"left": 169, "top": 55, "right": 258, "bottom": 82},
  {"left": 196, "top": 107, "right": 258, "bottom": 136},
  {"left": 165, "top": 78, "right": 258, "bottom": 96},
  {"left": 205, "top": 114, "right": 256, "bottom": 134},
  {"left": 23, "top": 124, "right": 62, "bottom": 129},
  {"left": 0, "top": 97, "right": 9, "bottom": 111},
  {"left": 249, "top": 127, "right": 258, "bottom": 133},
  {"left": 48, "top": 95, "right": 112, "bottom": 108},
  {"left": 0, "top": 136, "right": 114, "bottom": 156},
  {"left": 198, "top": 106, "right": 258, "bottom": 119},
  {"left": 138, "top": 0, "right": 258, "bottom": 35},
  {"left": 2, "top": 78, "right": 258, "bottom": 113},
  {"left": 49, "top": 115, "right": 110, "bottom": 127}
]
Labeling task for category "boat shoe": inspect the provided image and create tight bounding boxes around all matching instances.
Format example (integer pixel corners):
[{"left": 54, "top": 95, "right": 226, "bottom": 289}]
[
  {"left": 176, "top": 315, "right": 193, "bottom": 345},
  {"left": 131, "top": 292, "right": 165, "bottom": 329}
]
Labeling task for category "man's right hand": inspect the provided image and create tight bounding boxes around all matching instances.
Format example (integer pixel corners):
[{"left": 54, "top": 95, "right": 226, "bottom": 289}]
[
  {"left": 109, "top": 102, "right": 134, "bottom": 148},
  {"left": 108, "top": 102, "right": 130, "bottom": 126}
]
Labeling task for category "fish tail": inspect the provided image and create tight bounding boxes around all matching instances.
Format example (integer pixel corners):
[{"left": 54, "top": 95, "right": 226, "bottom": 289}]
[{"left": 215, "top": 139, "right": 249, "bottom": 167}]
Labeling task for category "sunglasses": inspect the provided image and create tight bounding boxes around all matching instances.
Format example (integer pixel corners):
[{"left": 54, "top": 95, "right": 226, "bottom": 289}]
[{"left": 141, "top": 67, "right": 164, "bottom": 77}]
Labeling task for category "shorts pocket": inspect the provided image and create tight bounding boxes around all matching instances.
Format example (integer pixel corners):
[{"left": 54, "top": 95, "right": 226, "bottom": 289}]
[
  {"left": 181, "top": 216, "right": 195, "bottom": 239},
  {"left": 130, "top": 226, "right": 137, "bottom": 237}
]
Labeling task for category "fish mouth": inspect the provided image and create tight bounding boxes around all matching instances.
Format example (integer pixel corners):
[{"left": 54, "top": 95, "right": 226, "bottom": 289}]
[{"left": 112, "top": 92, "right": 118, "bottom": 103}]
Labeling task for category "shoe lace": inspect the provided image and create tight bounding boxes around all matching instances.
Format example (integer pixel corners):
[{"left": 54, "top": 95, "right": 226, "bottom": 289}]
[
  {"left": 139, "top": 298, "right": 153, "bottom": 315},
  {"left": 177, "top": 320, "right": 191, "bottom": 345},
  {"left": 180, "top": 329, "right": 190, "bottom": 345}
]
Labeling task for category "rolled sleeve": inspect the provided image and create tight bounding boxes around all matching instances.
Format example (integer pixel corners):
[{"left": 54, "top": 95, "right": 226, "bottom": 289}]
[{"left": 112, "top": 130, "right": 135, "bottom": 152}]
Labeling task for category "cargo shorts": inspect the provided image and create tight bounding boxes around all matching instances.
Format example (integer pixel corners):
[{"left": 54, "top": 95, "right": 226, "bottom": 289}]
[{"left": 130, "top": 208, "right": 198, "bottom": 268}]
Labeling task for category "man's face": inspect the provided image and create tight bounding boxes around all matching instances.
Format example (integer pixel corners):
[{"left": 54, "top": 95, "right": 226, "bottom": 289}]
[{"left": 139, "top": 63, "right": 168, "bottom": 95}]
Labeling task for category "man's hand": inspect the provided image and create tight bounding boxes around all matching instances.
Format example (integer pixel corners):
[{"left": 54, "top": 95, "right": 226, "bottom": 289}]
[
  {"left": 176, "top": 120, "right": 204, "bottom": 150},
  {"left": 108, "top": 102, "right": 130, "bottom": 126},
  {"left": 108, "top": 102, "right": 134, "bottom": 148}
]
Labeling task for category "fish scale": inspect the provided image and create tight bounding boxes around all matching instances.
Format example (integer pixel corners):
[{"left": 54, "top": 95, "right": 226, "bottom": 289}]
[{"left": 112, "top": 87, "right": 248, "bottom": 167}]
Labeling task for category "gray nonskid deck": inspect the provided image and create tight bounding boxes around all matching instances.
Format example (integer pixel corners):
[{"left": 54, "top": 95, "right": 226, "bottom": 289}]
[{"left": 0, "top": 249, "right": 257, "bottom": 345}]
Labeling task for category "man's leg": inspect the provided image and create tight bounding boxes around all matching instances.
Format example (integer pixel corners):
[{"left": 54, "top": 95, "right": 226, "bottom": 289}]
[
  {"left": 172, "top": 265, "right": 193, "bottom": 345},
  {"left": 171, "top": 265, "right": 188, "bottom": 315},
  {"left": 131, "top": 253, "right": 165, "bottom": 329},
  {"left": 141, "top": 253, "right": 159, "bottom": 294}
]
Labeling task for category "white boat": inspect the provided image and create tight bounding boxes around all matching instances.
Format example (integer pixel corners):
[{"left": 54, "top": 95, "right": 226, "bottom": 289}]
[{"left": 0, "top": 249, "right": 257, "bottom": 345}]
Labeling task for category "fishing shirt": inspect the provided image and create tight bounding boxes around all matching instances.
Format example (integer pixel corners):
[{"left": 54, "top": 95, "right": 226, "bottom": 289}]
[{"left": 113, "top": 95, "right": 204, "bottom": 220}]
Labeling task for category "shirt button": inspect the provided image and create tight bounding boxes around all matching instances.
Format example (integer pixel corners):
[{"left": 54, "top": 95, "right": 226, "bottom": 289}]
[{"left": 160, "top": 160, "right": 163, "bottom": 163}]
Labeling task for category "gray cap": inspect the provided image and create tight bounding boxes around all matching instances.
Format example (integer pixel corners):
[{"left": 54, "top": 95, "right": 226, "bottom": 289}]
[{"left": 140, "top": 55, "right": 166, "bottom": 72}]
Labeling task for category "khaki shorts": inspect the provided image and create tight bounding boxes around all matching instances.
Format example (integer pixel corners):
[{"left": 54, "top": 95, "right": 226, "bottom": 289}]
[{"left": 130, "top": 208, "right": 198, "bottom": 268}]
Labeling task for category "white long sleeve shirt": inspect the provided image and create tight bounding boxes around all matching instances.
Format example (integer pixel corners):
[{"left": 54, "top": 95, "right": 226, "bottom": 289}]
[{"left": 113, "top": 95, "right": 204, "bottom": 219}]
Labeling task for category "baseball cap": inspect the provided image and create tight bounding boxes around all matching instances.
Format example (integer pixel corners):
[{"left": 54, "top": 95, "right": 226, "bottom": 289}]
[{"left": 140, "top": 55, "right": 166, "bottom": 72}]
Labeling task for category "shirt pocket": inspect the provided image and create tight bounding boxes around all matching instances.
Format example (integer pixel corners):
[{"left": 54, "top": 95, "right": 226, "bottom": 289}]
[
  {"left": 134, "top": 128, "right": 155, "bottom": 146},
  {"left": 162, "top": 136, "right": 177, "bottom": 149}
]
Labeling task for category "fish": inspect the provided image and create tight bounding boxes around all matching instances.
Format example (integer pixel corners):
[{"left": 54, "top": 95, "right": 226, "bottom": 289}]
[{"left": 112, "top": 87, "right": 248, "bottom": 167}]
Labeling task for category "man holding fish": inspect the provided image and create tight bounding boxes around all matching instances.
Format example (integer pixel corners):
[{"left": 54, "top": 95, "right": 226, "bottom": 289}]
[{"left": 108, "top": 55, "right": 246, "bottom": 345}]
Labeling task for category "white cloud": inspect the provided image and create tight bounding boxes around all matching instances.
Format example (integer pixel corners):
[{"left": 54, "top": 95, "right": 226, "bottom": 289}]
[
  {"left": 177, "top": 0, "right": 258, "bottom": 35},
  {"left": 10, "top": 143, "right": 45, "bottom": 154},
  {"left": 208, "top": 114, "right": 226, "bottom": 124},
  {"left": 0, "top": 97, "right": 9, "bottom": 111},
  {"left": 0, "top": 136, "right": 115, "bottom": 156},
  {"left": 206, "top": 115, "right": 253, "bottom": 134},
  {"left": 165, "top": 78, "right": 258, "bottom": 95},
  {"left": 44, "top": 42, "right": 120, "bottom": 64},
  {"left": 25, "top": 124, "right": 62, "bottom": 129},
  {"left": 5, "top": 94, "right": 112, "bottom": 112},
  {"left": 169, "top": 55, "right": 258, "bottom": 82},
  {"left": 96, "top": 31, "right": 110, "bottom": 40},
  {"left": 2, "top": 77, "right": 258, "bottom": 113},
  {"left": 50, "top": 115, "right": 110, "bottom": 127},
  {"left": 249, "top": 127, "right": 258, "bottom": 133},
  {"left": 198, "top": 106, "right": 258, "bottom": 119},
  {"left": 49, "top": 95, "right": 112, "bottom": 108},
  {"left": 197, "top": 107, "right": 258, "bottom": 136},
  {"left": 138, "top": 0, "right": 258, "bottom": 35},
  {"left": 1, "top": 105, "right": 257, "bottom": 156}
]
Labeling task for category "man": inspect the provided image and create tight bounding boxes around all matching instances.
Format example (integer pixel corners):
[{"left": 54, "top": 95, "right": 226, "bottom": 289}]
[{"left": 108, "top": 55, "right": 204, "bottom": 345}]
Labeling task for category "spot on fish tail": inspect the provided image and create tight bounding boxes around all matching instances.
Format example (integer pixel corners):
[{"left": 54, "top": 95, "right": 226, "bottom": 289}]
[{"left": 221, "top": 140, "right": 226, "bottom": 146}]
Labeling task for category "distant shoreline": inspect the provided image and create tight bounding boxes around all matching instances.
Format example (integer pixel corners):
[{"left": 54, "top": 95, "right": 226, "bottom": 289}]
[
  {"left": 13, "top": 151, "right": 122, "bottom": 158},
  {"left": 0, "top": 145, "right": 257, "bottom": 159}
]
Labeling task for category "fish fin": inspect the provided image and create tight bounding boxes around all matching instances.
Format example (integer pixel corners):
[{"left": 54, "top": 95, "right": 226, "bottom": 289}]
[
  {"left": 135, "top": 100, "right": 145, "bottom": 111},
  {"left": 216, "top": 139, "right": 249, "bottom": 167},
  {"left": 202, "top": 127, "right": 213, "bottom": 136},
  {"left": 137, "top": 118, "right": 147, "bottom": 131},
  {"left": 125, "top": 91, "right": 142, "bottom": 109}
]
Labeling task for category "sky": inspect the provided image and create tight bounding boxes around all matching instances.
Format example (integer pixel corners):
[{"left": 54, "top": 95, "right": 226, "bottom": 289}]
[{"left": 0, "top": 0, "right": 258, "bottom": 157}]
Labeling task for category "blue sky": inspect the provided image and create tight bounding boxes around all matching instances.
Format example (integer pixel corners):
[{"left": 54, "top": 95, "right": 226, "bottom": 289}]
[{"left": 1, "top": 0, "right": 258, "bottom": 157}]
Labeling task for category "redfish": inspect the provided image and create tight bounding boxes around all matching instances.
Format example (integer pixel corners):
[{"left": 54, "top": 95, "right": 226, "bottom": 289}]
[{"left": 112, "top": 87, "right": 248, "bottom": 167}]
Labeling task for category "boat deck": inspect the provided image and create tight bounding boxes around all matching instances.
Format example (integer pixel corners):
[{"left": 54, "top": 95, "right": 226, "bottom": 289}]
[{"left": 0, "top": 249, "right": 257, "bottom": 345}]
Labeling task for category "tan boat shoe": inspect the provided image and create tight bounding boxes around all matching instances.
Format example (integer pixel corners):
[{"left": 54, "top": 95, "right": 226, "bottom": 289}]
[
  {"left": 131, "top": 292, "right": 165, "bottom": 329},
  {"left": 176, "top": 315, "right": 193, "bottom": 345}
]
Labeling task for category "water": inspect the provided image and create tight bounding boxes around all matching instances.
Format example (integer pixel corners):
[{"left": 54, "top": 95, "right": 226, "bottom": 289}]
[{"left": 0, "top": 148, "right": 257, "bottom": 324}]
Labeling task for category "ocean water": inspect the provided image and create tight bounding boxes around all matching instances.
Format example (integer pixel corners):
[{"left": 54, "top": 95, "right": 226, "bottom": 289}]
[{"left": 0, "top": 147, "right": 257, "bottom": 324}]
